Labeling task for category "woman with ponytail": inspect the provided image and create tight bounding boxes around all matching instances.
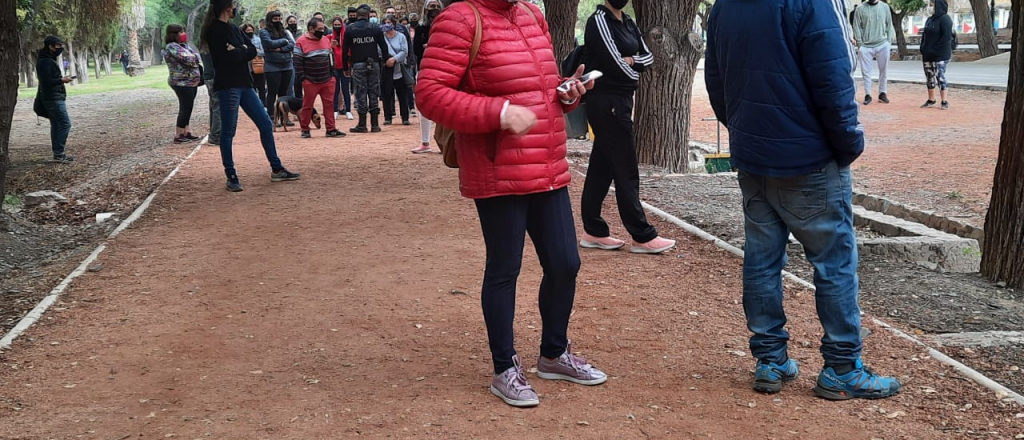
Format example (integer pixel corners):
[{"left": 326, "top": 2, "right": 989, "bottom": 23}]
[{"left": 201, "top": 0, "right": 300, "bottom": 192}]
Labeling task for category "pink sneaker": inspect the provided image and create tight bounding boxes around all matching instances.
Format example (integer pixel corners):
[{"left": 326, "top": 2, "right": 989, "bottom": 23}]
[
  {"left": 490, "top": 355, "right": 540, "bottom": 407},
  {"left": 631, "top": 237, "right": 676, "bottom": 254},
  {"left": 411, "top": 144, "right": 432, "bottom": 154},
  {"left": 536, "top": 341, "right": 608, "bottom": 386},
  {"left": 579, "top": 233, "right": 626, "bottom": 250}
]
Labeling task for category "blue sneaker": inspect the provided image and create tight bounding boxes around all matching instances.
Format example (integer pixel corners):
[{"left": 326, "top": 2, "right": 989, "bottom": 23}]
[
  {"left": 813, "top": 359, "right": 902, "bottom": 400},
  {"left": 753, "top": 359, "right": 799, "bottom": 394}
]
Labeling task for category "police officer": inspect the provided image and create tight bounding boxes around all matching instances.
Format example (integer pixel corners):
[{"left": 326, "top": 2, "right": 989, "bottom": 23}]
[{"left": 343, "top": 6, "right": 390, "bottom": 133}]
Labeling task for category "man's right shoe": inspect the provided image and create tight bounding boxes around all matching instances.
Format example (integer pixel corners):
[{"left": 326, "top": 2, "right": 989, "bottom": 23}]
[
  {"left": 863, "top": 95, "right": 872, "bottom": 105},
  {"left": 350, "top": 113, "right": 368, "bottom": 133},
  {"left": 300, "top": 131, "right": 311, "bottom": 138},
  {"left": 630, "top": 237, "right": 676, "bottom": 254},
  {"left": 813, "top": 359, "right": 902, "bottom": 400},
  {"left": 490, "top": 355, "right": 540, "bottom": 408},
  {"left": 921, "top": 100, "right": 937, "bottom": 108},
  {"left": 226, "top": 176, "right": 243, "bottom": 192},
  {"left": 753, "top": 359, "right": 799, "bottom": 394},
  {"left": 579, "top": 233, "right": 626, "bottom": 251},
  {"left": 52, "top": 155, "right": 74, "bottom": 164},
  {"left": 270, "top": 168, "right": 301, "bottom": 182},
  {"left": 941, "top": 101, "right": 950, "bottom": 110}
]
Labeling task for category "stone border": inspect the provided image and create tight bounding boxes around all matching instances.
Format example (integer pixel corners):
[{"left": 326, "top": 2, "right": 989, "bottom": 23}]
[
  {"left": 854, "top": 206, "right": 981, "bottom": 273},
  {"left": 853, "top": 191, "right": 985, "bottom": 244}
]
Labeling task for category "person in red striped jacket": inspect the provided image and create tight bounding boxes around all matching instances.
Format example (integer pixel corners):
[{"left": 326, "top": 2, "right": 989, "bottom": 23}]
[{"left": 294, "top": 17, "right": 345, "bottom": 138}]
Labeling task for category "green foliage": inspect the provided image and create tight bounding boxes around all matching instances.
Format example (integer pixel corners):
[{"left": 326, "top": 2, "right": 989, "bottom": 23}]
[
  {"left": 3, "top": 194, "right": 21, "bottom": 208},
  {"left": 888, "top": 0, "right": 927, "bottom": 14}
]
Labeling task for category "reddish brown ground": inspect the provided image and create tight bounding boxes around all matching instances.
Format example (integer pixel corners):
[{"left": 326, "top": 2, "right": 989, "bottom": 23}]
[
  {"left": 690, "top": 76, "right": 1003, "bottom": 228},
  {"left": 1, "top": 116, "right": 1021, "bottom": 439}
]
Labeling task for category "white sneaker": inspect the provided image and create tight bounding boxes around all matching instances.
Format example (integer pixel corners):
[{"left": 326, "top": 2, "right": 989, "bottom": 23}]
[
  {"left": 334, "top": 112, "right": 340, "bottom": 118},
  {"left": 345, "top": 112, "right": 354, "bottom": 120}
]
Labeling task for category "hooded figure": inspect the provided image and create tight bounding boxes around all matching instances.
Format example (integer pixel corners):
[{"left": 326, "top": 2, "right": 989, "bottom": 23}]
[
  {"left": 920, "top": 0, "right": 954, "bottom": 62},
  {"left": 413, "top": 0, "right": 442, "bottom": 65}
]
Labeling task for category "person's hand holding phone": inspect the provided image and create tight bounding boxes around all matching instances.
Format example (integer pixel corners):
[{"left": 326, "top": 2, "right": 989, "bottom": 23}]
[
  {"left": 62, "top": 76, "right": 74, "bottom": 83},
  {"left": 558, "top": 64, "right": 595, "bottom": 102}
]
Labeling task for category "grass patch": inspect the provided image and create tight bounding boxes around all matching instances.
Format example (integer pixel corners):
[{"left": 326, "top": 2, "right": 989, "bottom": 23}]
[
  {"left": 3, "top": 194, "right": 22, "bottom": 208},
  {"left": 947, "top": 191, "right": 965, "bottom": 200},
  {"left": 18, "top": 66, "right": 172, "bottom": 99}
]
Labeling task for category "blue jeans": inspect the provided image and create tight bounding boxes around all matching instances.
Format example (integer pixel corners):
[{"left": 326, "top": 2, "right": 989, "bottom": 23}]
[
  {"left": 217, "top": 87, "right": 283, "bottom": 176},
  {"left": 475, "top": 187, "right": 581, "bottom": 374},
  {"left": 737, "top": 161, "right": 861, "bottom": 367},
  {"left": 333, "top": 70, "right": 351, "bottom": 114},
  {"left": 42, "top": 100, "right": 72, "bottom": 157}
]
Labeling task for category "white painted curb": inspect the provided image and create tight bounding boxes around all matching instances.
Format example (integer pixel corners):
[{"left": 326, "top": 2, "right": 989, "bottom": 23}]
[
  {"left": 641, "top": 197, "right": 1024, "bottom": 406},
  {"left": 0, "top": 139, "right": 206, "bottom": 351}
]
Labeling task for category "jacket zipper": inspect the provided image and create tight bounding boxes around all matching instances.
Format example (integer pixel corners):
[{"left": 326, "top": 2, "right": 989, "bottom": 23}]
[{"left": 508, "top": 8, "right": 557, "bottom": 190}]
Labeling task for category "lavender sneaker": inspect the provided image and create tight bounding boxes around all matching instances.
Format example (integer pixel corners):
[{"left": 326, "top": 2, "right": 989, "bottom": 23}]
[
  {"left": 536, "top": 341, "right": 608, "bottom": 386},
  {"left": 490, "top": 355, "right": 540, "bottom": 408}
]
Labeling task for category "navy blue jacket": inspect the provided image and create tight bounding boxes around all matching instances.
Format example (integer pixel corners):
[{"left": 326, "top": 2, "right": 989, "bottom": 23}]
[{"left": 705, "top": 0, "right": 864, "bottom": 176}]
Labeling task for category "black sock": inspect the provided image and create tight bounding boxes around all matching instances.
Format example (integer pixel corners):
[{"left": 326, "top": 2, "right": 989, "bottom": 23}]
[{"left": 831, "top": 363, "right": 856, "bottom": 375}]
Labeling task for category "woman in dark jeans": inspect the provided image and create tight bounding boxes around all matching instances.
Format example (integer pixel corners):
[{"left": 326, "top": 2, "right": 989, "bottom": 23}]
[
  {"left": 202, "top": 0, "right": 299, "bottom": 192},
  {"left": 330, "top": 16, "right": 353, "bottom": 120},
  {"left": 381, "top": 15, "right": 411, "bottom": 126},
  {"left": 240, "top": 23, "right": 266, "bottom": 104},
  {"left": 260, "top": 10, "right": 295, "bottom": 124},
  {"left": 161, "top": 24, "right": 202, "bottom": 143}
]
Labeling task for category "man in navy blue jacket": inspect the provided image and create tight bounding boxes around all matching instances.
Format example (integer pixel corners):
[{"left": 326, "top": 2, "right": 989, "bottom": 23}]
[{"left": 705, "top": 0, "right": 901, "bottom": 400}]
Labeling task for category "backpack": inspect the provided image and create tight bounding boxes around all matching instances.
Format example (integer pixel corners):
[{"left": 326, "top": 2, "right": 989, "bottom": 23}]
[
  {"left": 951, "top": 31, "right": 958, "bottom": 50},
  {"left": 434, "top": 0, "right": 540, "bottom": 168},
  {"left": 561, "top": 43, "right": 586, "bottom": 78}
]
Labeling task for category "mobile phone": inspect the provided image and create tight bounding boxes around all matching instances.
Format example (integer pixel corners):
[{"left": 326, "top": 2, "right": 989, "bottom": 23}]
[
  {"left": 69, "top": 76, "right": 77, "bottom": 79},
  {"left": 557, "top": 70, "right": 603, "bottom": 93}
]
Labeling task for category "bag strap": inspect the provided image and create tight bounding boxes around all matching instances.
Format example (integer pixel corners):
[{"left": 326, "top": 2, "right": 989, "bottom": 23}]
[{"left": 463, "top": 0, "right": 483, "bottom": 86}]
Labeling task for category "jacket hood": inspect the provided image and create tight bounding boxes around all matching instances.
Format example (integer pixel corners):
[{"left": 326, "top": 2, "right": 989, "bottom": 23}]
[
  {"left": 932, "top": 0, "right": 948, "bottom": 17},
  {"left": 38, "top": 47, "right": 58, "bottom": 59}
]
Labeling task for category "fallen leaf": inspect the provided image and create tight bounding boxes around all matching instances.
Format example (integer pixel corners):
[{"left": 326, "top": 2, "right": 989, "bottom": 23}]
[
  {"left": 415, "top": 324, "right": 423, "bottom": 329},
  {"left": 886, "top": 411, "right": 905, "bottom": 419}
]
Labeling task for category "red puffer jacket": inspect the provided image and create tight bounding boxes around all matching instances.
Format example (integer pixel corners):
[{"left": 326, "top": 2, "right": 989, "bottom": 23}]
[{"left": 415, "top": 0, "right": 577, "bottom": 199}]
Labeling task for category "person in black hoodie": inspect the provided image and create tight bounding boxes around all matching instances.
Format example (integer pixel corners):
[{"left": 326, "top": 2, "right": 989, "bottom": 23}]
[
  {"left": 36, "top": 35, "right": 75, "bottom": 163},
  {"left": 579, "top": 0, "right": 675, "bottom": 255},
  {"left": 919, "top": 0, "right": 954, "bottom": 110},
  {"left": 201, "top": 0, "right": 299, "bottom": 192}
]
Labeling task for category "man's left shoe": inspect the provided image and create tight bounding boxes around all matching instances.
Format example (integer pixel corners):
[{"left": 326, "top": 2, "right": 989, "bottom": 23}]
[
  {"left": 813, "top": 359, "right": 902, "bottom": 400},
  {"left": 863, "top": 95, "right": 873, "bottom": 105},
  {"left": 402, "top": 120, "right": 411, "bottom": 126},
  {"left": 184, "top": 132, "right": 201, "bottom": 140},
  {"left": 753, "top": 359, "right": 799, "bottom": 394},
  {"left": 536, "top": 341, "right": 608, "bottom": 386},
  {"left": 877, "top": 93, "right": 889, "bottom": 104},
  {"left": 941, "top": 101, "right": 950, "bottom": 110},
  {"left": 326, "top": 129, "right": 346, "bottom": 138},
  {"left": 52, "top": 155, "right": 75, "bottom": 164},
  {"left": 300, "top": 131, "right": 311, "bottom": 138},
  {"left": 271, "top": 169, "right": 301, "bottom": 182}
]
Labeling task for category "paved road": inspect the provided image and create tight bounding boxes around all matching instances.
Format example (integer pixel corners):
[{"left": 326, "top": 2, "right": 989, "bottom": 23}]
[
  {"left": 862, "top": 60, "right": 1009, "bottom": 90},
  {"left": 696, "top": 59, "right": 1009, "bottom": 90}
]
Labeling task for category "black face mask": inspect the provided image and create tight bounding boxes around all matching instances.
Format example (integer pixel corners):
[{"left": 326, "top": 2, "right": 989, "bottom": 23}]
[
  {"left": 245, "top": 32, "right": 254, "bottom": 38},
  {"left": 427, "top": 10, "right": 440, "bottom": 19},
  {"left": 273, "top": 21, "right": 283, "bottom": 30},
  {"left": 334, "top": 26, "right": 342, "bottom": 33},
  {"left": 313, "top": 30, "right": 325, "bottom": 39},
  {"left": 288, "top": 23, "right": 297, "bottom": 31},
  {"left": 52, "top": 47, "right": 64, "bottom": 56},
  {"left": 348, "top": 16, "right": 357, "bottom": 22},
  {"left": 609, "top": 0, "right": 629, "bottom": 10},
  {"left": 410, "top": 20, "right": 419, "bottom": 27}
]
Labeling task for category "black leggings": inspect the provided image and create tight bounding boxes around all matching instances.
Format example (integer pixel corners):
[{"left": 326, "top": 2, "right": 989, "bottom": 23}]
[
  {"left": 171, "top": 85, "right": 198, "bottom": 129},
  {"left": 264, "top": 70, "right": 293, "bottom": 118}
]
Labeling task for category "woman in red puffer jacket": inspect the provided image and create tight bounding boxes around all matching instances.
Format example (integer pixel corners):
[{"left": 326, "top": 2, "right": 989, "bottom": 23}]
[{"left": 416, "top": 0, "right": 606, "bottom": 409}]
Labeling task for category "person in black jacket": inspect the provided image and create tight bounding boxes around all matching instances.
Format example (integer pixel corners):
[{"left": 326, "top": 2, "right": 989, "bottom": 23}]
[
  {"left": 202, "top": 0, "right": 299, "bottom": 192},
  {"left": 36, "top": 35, "right": 75, "bottom": 163},
  {"left": 343, "top": 6, "right": 390, "bottom": 133},
  {"left": 261, "top": 10, "right": 297, "bottom": 122},
  {"left": 919, "top": 0, "right": 954, "bottom": 109},
  {"left": 579, "top": 1, "right": 675, "bottom": 255},
  {"left": 410, "top": 0, "right": 441, "bottom": 154}
]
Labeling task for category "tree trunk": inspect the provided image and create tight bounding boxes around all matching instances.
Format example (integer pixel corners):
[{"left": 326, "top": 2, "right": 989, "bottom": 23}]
[
  {"left": 981, "top": 0, "right": 1024, "bottom": 288},
  {"left": 65, "top": 40, "right": 79, "bottom": 81},
  {"left": 151, "top": 28, "right": 164, "bottom": 66},
  {"left": 127, "top": 29, "right": 146, "bottom": 76},
  {"left": 542, "top": 0, "right": 581, "bottom": 66},
  {"left": 103, "top": 52, "right": 113, "bottom": 76},
  {"left": 0, "top": 0, "right": 19, "bottom": 205},
  {"left": 971, "top": 0, "right": 999, "bottom": 57},
  {"left": 23, "top": 56, "right": 36, "bottom": 88},
  {"left": 76, "top": 47, "right": 90, "bottom": 84},
  {"left": 633, "top": 0, "right": 705, "bottom": 172},
  {"left": 92, "top": 49, "right": 102, "bottom": 79},
  {"left": 892, "top": 11, "right": 909, "bottom": 59}
]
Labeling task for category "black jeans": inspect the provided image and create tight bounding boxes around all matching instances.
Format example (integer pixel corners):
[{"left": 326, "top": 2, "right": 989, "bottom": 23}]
[
  {"left": 581, "top": 93, "right": 658, "bottom": 243},
  {"left": 380, "top": 67, "right": 410, "bottom": 122},
  {"left": 475, "top": 187, "right": 581, "bottom": 374},
  {"left": 170, "top": 85, "right": 198, "bottom": 129},
  {"left": 253, "top": 72, "right": 267, "bottom": 104},
  {"left": 264, "top": 69, "right": 292, "bottom": 118}
]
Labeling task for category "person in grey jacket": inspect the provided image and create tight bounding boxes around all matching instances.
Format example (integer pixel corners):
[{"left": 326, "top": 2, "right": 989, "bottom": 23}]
[
  {"left": 200, "top": 50, "right": 220, "bottom": 146},
  {"left": 261, "top": 10, "right": 296, "bottom": 122}
]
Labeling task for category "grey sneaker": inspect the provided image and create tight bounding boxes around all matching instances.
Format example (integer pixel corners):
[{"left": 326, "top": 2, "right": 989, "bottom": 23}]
[
  {"left": 490, "top": 355, "right": 539, "bottom": 408},
  {"left": 536, "top": 341, "right": 608, "bottom": 386}
]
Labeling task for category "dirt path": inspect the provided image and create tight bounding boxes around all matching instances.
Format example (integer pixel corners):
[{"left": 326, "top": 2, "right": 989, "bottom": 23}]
[{"left": 1, "top": 116, "right": 1022, "bottom": 439}]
